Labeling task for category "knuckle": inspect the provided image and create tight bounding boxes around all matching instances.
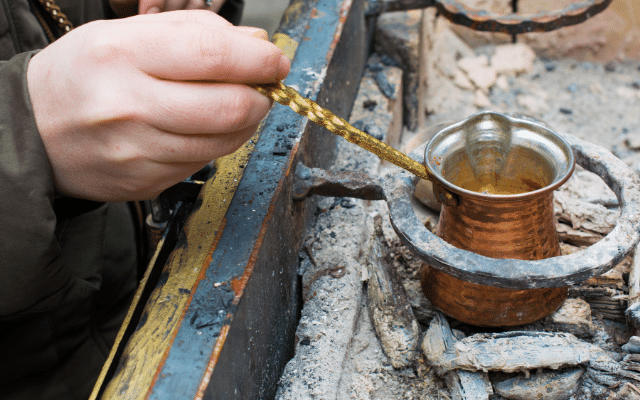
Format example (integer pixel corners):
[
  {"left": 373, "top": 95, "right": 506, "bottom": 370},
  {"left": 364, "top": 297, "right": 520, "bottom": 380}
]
[
  {"left": 262, "top": 46, "right": 284, "bottom": 79},
  {"left": 85, "top": 87, "right": 143, "bottom": 125},
  {"left": 219, "top": 88, "right": 256, "bottom": 128},
  {"left": 196, "top": 28, "right": 231, "bottom": 72},
  {"left": 84, "top": 27, "right": 126, "bottom": 65}
]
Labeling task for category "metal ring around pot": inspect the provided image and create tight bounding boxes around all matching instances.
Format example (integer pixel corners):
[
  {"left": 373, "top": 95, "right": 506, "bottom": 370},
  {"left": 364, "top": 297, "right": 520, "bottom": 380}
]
[{"left": 385, "top": 132, "right": 640, "bottom": 290}]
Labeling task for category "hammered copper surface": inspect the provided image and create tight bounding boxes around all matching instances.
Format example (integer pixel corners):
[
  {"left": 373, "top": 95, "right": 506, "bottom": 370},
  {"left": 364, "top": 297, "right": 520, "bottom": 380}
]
[
  {"left": 420, "top": 112, "right": 573, "bottom": 326},
  {"left": 420, "top": 188, "right": 568, "bottom": 327}
]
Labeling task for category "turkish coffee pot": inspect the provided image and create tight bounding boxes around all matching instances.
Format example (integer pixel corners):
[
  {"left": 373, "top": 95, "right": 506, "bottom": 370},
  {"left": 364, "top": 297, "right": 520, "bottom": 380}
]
[{"left": 420, "top": 111, "right": 574, "bottom": 326}]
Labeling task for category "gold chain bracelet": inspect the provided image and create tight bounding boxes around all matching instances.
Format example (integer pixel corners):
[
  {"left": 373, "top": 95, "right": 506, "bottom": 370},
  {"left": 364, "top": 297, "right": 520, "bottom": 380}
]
[{"left": 37, "top": 0, "right": 73, "bottom": 34}]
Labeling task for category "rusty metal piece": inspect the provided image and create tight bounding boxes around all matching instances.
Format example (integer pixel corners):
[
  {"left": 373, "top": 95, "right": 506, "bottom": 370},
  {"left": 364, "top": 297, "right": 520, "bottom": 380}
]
[
  {"left": 435, "top": 0, "right": 613, "bottom": 35},
  {"left": 366, "top": 0, "right": 613, "bottom": 35},
  {"left": 145, "top": 215, "right": 167, "bottom": 252},
  {"left": 396, "top": 131, "right": 640, "bottom": 290},
  {"left": 144, "top": 179, "right": 205, "bottom": 251},
  {"left": 293, "top": 130, "right": 640, "bottom": 290},
  {"left": 292, "top": 163, "right": 386, "bottom": 201}
]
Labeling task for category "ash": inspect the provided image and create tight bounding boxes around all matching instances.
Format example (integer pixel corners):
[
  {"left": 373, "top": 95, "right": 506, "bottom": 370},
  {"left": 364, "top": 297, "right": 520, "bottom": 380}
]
[{"left": 277, "top": 11, "right": 640, "bottom": 400}]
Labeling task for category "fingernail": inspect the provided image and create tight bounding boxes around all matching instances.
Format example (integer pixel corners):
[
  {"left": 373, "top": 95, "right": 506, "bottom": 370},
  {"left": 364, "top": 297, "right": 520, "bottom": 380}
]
[
  {"left": 252, "top": 29, "right": 269, "bottom": 41},
  {"left": 146, "top": 6, "right": 161, "bottom": 13},
  {"left": 235, "top": 26, "right": 268, "bottom": 40},
  {"left": 277, "top": 54, "right": 291, "bottom": 81}
]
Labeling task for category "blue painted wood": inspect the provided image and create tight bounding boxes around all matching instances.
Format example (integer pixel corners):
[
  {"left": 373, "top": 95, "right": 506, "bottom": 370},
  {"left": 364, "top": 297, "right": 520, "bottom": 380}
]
[{"left": 148, "top": 0, "right": 370, "bottom": 398}]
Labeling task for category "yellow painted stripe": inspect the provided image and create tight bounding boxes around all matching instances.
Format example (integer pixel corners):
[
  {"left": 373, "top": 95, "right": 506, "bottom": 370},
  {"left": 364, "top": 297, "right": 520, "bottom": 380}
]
[
  {"left": 89, "top": 234, "right": 165, "bottom": 400},
  {"left": 100, "top": 131, "right": 260, "bottom": 400},
  {"left": 272, "top": 33, "right": 299, "bottom": 61}
]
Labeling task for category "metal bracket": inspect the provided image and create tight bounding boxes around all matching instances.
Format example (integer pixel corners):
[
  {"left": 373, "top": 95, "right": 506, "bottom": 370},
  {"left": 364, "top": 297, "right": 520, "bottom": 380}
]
[
  {"left": 292, "top": 163, "right": 386, "bottom": 201},
  {"left": 366, "top": 0, "right": 613, "bottom": 35}
]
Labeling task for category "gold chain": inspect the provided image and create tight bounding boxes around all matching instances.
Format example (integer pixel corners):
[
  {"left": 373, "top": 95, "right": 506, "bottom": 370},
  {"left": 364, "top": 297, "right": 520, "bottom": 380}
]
[
  {"left": 254, "top": 81, "right": 436, "bottom": 183},
  {"left": 37, "top": 0, "right": 73, "bottom": 36}
]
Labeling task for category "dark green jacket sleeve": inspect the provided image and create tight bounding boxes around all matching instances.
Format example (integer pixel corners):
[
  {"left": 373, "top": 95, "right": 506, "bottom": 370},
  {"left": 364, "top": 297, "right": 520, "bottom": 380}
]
[
  {"left": 219, "top": 0, "right": 244, "bottom": 25},
  {"left": 0, "top": 0, "right": 245, "bottom": 319},
  {"left": 0, "top": 51, "right": 93, "bottom": 318}
]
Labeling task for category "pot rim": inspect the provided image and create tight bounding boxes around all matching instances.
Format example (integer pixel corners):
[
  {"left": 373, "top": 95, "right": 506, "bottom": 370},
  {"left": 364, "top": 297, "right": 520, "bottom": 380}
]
[{"left": 425, "top": 111, "right": 576, "bottom": 202}]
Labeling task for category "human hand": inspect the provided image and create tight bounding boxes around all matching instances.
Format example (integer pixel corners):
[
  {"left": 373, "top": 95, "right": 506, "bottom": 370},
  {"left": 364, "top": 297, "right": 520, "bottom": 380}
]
[
  {"left": 109, "top": 0, "right": 225, "bottom": 18},
  {"left": 27, "top": 11, "right": 289, "bottom": 201}
]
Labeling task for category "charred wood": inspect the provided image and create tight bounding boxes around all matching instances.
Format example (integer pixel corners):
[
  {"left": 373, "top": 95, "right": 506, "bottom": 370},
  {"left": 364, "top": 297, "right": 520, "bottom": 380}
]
[
  {"left": 366, "top": 214, "right": 420, "bottom": 369},
  {"left": 623, "top": 338, "right": 640, "bottom": 354},
  {"left": 427, "top": 331, "right": 612, "bottom": 376},
  {"left": 545, "top": 298, "right": 594, "bottom": 337},
  {"left": 554, "top": 192, "right": 618, "bottom": 236},
  {"left": 607, "top": 383, "right": 640, "bottom": 400},
  {"left": 422, "top": 312, "right": 492, "bottom": 400},
  {"left": 492, "top": 368, "right": 584, "bottom": 400},
  {"left": 627, "top": 243, "right": 640, "bottom": 331}
]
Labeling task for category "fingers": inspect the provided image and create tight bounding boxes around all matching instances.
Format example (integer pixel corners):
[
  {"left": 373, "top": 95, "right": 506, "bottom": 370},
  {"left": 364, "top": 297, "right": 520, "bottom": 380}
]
[
  {"left": 110, "top": 14, "right": 289, "bottom": 83},
  {"left": 27, "top": 10, "right": 287, "bottom": 202},
  {"left": 62, "top": 121, "right": 260, "bottom": 201},
  {"left": 139, "top": 0, "right": 170, "bottom": 14},
  {"left": 139, "top": 80, "right": 273, "bottom": 134},
  {"left": 128, "top": 8, "right": 231, "bottom": 24},
  {"left": 75, "top": 159, "right": 212, "bottom": 201},
  {"left": 96, "top": 121, "right": 260, "bottom": 166},
  {"left": 143, "top": 123, "right": 260, "bottom": 163},
  {"left": 138, "top": 0, "right": 224, "bottom": 14},
  {"left": 139, "top": 0, "right": 190, "bottom": 14}
]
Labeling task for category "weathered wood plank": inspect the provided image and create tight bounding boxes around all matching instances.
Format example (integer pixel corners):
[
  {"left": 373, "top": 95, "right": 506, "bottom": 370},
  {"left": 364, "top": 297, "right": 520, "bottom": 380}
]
[
  {"left": 493, "top": 368, "right": 584, "bottom": 400},
  {"left": 627, "top": 243, "right": 640, "bottom": 331},
  {"left": 367, "top": 214, "right": 419, "bottom": 369},
  {"left": 554, "top": 192, "right": 618, "bottom": 236},
  {"left": 429, "top": 331, "right": 611, "bottom": 375},
  {"left": 422, "top": 313, "right": 492, "bottom": 400}
]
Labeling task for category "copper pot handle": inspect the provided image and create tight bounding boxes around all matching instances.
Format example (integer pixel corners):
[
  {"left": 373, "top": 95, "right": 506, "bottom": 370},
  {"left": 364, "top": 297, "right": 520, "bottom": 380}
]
[
  {"left": 293, "top": 133, "right": 640, "bottom": 291},
  {"left": 391, "top": 133, "right": 640, "bottom": 290}
]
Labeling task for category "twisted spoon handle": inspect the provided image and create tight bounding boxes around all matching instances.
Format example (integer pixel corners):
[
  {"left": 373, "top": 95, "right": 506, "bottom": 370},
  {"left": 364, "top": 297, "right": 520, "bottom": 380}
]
[{"left": 254, "top": 81, "right": 434, "bottom": 183}]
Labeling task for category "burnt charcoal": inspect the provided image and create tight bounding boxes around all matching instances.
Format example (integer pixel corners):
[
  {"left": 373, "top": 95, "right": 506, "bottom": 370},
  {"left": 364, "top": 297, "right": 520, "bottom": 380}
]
[
  {"left": 339, "top": 198, "right": 356, "bottom": 209},
  {"left": 374, "top": 71, "right": 396, "bottom": 99},
  {"left": 363, "top": 99, "right": 378, "bottom": 111},
  {"left": 351, "top": 120, "right": 384, "bottom": 140},
  {"left": 560, "top": 108, "right": 573, "bottom": 115}
]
